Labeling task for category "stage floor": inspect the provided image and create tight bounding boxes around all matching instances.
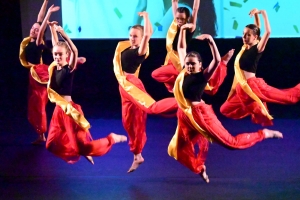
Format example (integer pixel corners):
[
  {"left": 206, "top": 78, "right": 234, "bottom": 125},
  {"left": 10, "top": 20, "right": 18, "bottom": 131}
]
[{"left": 0, "top": 116, "right": 299, "bottom": 200}]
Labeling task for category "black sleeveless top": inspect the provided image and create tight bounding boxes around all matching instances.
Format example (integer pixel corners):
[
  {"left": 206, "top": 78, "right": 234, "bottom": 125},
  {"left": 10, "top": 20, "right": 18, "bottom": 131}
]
[
  {"left": 172, "top": 28, "right": 195, "bottom": 52},
  {"left": 182, "top": 71, "right": 207, "bottom": 102},
  {"left": 24, "top": 41, "right": 44, "bottom": 64},
  {"left": 239, "top": 44, "right": 262, "bottom": 73},
  {"left": 121, "top": 47, "right": 146, "bottom": 73},
  {"left": 50, "top": 65, "right": 74, "bottom": 96}
]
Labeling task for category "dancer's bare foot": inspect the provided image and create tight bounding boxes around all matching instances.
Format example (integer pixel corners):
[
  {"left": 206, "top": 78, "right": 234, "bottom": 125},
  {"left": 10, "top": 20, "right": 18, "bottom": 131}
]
[
  {"left": 31, "top": 133, "right": 46, "bottom": 145},
  {"left": 77, "top": 57, "right": 86, "bottom": 65},
  {"left": 263, "top": 129, "right": 283, "bottom": 139},
  {"left": 85, "top": 156, "right": 94, "bottom": 165},
  {"left": 221, "top": 49, "right": 235, "bottom": 64},
  {"left": 110, "top": 133, "right": 127, "bottom": 143},
  {"left": 127, "top": 154, "right": 144, "bottom": 173},
  {"left": 199, "top": 165, "right": 209, "bottom": 183}
]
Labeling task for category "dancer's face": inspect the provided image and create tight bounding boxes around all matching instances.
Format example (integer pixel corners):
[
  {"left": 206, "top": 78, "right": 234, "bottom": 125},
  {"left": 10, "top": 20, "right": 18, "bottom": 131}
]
[
  {"left": 29, "top": 23, "right": 40, "bottom": 39},
  {"left": 129, "top": 28, "right": 143, "bottom": 47},
  {"left": 185, "top": 56, "right": 202, "bottom": 74},
  {"left": 242, "top": 27, "right": 258, "bottom": 45},
  {"left": 175, "top": 12, "right": 188, "bottom": 27},
  {"left": 53, "top": 45, "right": 69, "bottom": 66}
]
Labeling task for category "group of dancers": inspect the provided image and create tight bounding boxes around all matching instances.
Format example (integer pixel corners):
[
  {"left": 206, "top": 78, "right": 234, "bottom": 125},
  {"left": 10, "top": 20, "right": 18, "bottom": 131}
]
[{"left": 19, "top": 0, "right": 300, "bottom": 183}]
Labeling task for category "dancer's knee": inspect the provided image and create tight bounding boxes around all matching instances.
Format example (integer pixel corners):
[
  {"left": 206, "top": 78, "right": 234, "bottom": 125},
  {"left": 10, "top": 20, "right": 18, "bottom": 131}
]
[{"left": 151, "top": 69, "right": 160, "bottom": 79}]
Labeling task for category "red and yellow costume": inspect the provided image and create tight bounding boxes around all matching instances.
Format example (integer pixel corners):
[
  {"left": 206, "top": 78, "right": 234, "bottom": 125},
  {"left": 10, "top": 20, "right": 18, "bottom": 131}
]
[
  {"left": 19, "top": 37, "right": 48, "bottom": 135},
  {"left": 220, "top": 45, "right": 300, "bottom": 126},
  {"left": 151, "top": 20, "right": 227, "bottom": 95},
  {"left": 168, "top": 68, "right": 265, "bottom": 174},
  {"left": 46, "top": 62, "right": 115, "bottom": 163},
  {"left": 113, "top": 41, "right": 178, "bottom": 154}
]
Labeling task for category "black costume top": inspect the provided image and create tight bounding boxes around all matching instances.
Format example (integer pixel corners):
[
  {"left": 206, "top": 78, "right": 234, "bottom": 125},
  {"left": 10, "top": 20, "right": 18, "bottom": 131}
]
[
  {"left": 183, "top": 71, "right": 207, "bottom": 102},
  {"left": 121, "top": 47, "right": 146, "bottom": 73},
  {"left": 239, "top": 44, "right": 262, "bottom": 73},
  {"left": 24, "top": 41, "right": 44, "bottom": 64},
  {"left": 50, "top": 64, "right": 74, "bottom": 95},
  {"left": 172, "top": 28, "right": 195, "bottom": 52}
]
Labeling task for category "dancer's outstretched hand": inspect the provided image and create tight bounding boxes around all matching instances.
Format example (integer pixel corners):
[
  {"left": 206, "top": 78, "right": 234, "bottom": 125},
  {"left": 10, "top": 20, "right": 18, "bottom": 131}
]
[
  {"left": 47, "top": 20, "right": 58, "bottom": 27},
  {"left": 138, "top": 11, "right": 149, "bottom": 18},
  {"left": 249, "top": 8, "right": 260, "bottom": 17},
  {"left": 181, "top": 23, "right": 195, "bottom": 30},
  {"left": 48, "top": 4, "right": 60, "bottom": 13},
  {"left": 196, "top": 34, "right": 212, "bottom": 41}
]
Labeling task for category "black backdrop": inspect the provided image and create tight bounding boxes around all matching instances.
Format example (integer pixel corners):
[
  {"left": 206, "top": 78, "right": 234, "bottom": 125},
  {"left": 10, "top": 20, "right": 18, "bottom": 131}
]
[{"left": 1, "top": 0, "right": 299, "bottom": 121}]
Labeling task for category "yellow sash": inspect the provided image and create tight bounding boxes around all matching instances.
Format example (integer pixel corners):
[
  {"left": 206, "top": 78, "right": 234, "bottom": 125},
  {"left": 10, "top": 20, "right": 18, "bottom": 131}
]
[
  {"left": 227, "top": 45, "right": 273, "bottom": 120},
  {"left": 168, "top": 69, "right": 213, "bottom": 159},
  {"left": 19, "top": 37, "right": 47, "bottom": 84},
  {"left": 113, "top": 40, "right": 156, "bottom": 108},
  {"left": 165, "top": 20, "right": 182, "bottom": 72},
  {"left": 47, "top": 62, "right": 91, "bottom": 131}
]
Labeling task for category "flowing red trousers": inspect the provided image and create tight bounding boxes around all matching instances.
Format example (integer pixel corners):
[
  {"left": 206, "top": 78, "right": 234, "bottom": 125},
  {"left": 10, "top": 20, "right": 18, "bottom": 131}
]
[
  {"left": 46, "top": 102, "right": 115, "bottom": 164},
  {"left": 27, "top": 64, "right": 49, "bottom": 135},
  {"left": 176, "top": 103, "right": 264, "bottom": 174},
  {"left": 220, "top": 77, "right": 300, "bottom": 126},
  {"left": 152, "top": 60, "right": 227, "bottom": 95},
  {"left": 119, "top": 74, "right": 178, "bottom": 154}
]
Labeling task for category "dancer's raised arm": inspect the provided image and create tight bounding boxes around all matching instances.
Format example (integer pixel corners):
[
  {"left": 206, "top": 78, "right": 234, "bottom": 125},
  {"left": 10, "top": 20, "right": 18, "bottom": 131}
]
[
  {"left": 190, "top": 0, "right": 200, "bottom": 32},
  {"left": 196, "top": 34, "right": 221, "bottom": 80},
  {"left": 36, "top": 4, "right": 60, "bottom": 46},
  {"left": 137, "top": 11, "right": 152, "bottom": 56},
  {"left": 172, "top": 0, "right": 179, "bottom": 17},
  {"left": 177, "top": 24, "right": 193, "bottom": 66},
  {"left": 253, "top": 10, "right": 261, "bottom": 28},
  {"left": 249, "top": 8, "right": 271, "bottom": 52},
  {"left": 37, "top": 0, "right": 49, "bottom": 22},
  {"left": 47, "top": 21, "right": 59, "bottom": 46}
]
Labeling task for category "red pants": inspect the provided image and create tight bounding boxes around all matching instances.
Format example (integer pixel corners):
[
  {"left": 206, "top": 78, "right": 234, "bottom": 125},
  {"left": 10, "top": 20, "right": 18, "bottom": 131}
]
[
  {"left": 151, "top": 60, "right": 179, "bottom": 93},
  {"left": 119, "top": 74, "right": 178, "bottom": 154},
  {"left": 221, "top": 77, "right": 300, "bottom": 126},
  {"left": 27, "top": 64, "right": 49, "bottom": 135},
  {"left": 46, "top": 102, "right": 115, "bottom": 164},
  {"left": 152, "top": 60, "right": 227, "bottom": 95},
  {"left": 176, "top": 102, "right": 264, "bottom": 174}
]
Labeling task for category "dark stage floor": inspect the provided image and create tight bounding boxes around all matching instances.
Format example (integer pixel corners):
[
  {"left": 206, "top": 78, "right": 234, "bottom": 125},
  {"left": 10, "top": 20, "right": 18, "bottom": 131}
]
[{"left": 0, "top": 115, "right": 300, "bottom": 200}]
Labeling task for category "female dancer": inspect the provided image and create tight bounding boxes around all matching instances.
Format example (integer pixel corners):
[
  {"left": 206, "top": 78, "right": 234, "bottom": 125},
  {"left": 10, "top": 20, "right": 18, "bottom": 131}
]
[
  {"left": 113, "top": 12, "right": 178, "bottom": 173},
  {"left": 46, "top": 22, "right": 127, "bottom": 164},
  {"left": 220, "top": 8, "right": 300, "bottom": 126},
  {"left": 168, "top": 24, "right": 283, "bottom": 183},
  {"left": 19, "top": 0, "right": 59, "bottom": 144},
  {"left": 151, "top": 0, "right": 233, "bottom": 95}
]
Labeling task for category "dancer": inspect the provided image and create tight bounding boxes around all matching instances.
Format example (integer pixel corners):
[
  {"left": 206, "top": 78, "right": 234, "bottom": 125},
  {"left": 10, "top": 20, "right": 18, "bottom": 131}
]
[
  {"left": 113, "top": 12, "right": 178, "bottom": 173},
  {"left": 168, "top": 25, "right": 283, "bottom": 183},
  {"left": 19, "top": 0, "right": 59, "bottom": 144},
  {"left": 46, "top": 22, "right": 127, "bottom": 164},
  {"left": 48, "top": 20, "right": 87, "bottom": 65},
  {"left": 220, "top": 8, "right": 300, "bottom": 126},
  {"left": 151, "top": 0, "right": 233, "bottom": 95}
]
